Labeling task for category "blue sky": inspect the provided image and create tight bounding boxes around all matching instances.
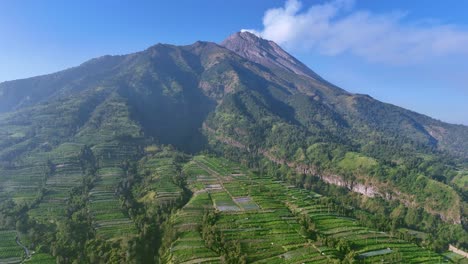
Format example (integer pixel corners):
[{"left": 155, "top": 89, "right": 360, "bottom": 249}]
[{"left": 1, "top": 0, "right": 467, "bottom": 125}]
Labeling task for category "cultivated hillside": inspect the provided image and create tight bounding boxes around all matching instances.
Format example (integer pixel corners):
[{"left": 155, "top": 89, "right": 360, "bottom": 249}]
[{"left": 0, "top": 31, "right": 466, "bottom": 263}]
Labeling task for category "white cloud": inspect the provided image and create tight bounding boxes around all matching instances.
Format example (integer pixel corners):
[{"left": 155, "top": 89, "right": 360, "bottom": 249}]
[{"left": 245, "top": 0, "right": 468, "bottom": 64}]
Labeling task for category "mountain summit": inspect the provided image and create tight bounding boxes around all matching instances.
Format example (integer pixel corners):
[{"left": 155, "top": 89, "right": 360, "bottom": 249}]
[{"left": 221, "top": 31, "right": 323, "bottom": 80}]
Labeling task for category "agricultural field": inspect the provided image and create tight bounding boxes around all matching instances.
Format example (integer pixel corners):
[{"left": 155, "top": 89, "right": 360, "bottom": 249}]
[
  {"left": 92, "top": 140, "right": 140, "bottom": 168},
  {"left": 282, "top": 185, "right": 445, "bottom": 263},
  {"left": 24, "top": 253, "right": 56, "bottom": 264},
  {"left": 0, "top": 146, "right": 51, "bottom": 205},
  {"left": 0, "top": 163, "right": 47, "bottom": 205},
  {"left": 28, "top": 143, "right": 87, "bottom": 223},
  {"left": 164, "top": 156, "right": 332, "bottom": 263},
  {"left": 0, "top": 144, "right": 465, "bottom": 263},
  {"left": 135, "top": 152, "right": 185, "bottom": 206},
  {"left": 88, "top": 141, "right": 141, "bottom": 240},
  {"left": 162, "top": 160, "right": 220, "bottom": 264},
  {"left": 163, "top": 155, "right": 456, "bottom": 263},
  {"left": 443, "top": 252, "right": 468, "bottom": 264},
  {"left": 0, "top": 230, "right": 24, "bottom": 264},
  {"left": 165, "top": 191, "right": 220, "bottom": 264},
  {"left": 89, "top": 167, "right": 136, "bottom": 240}
]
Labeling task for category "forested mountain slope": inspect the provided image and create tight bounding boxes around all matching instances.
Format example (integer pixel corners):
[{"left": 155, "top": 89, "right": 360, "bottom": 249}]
[{"left": 0, "top": 31, "right": 466, "bottom": 263}]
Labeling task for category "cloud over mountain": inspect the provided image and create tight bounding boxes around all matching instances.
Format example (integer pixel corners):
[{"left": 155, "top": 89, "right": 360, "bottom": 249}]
[{"left": 243, "top": 0, "right": 468, "bottom": 64}]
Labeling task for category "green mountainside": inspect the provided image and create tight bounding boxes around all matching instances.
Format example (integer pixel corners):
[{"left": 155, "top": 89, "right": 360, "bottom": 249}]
[{"left": 0, "top": 31, "right": 467, "bottom": 263}]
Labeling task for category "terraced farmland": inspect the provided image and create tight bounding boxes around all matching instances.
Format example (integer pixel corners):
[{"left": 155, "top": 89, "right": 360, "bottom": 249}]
[
  {"left": 92, "top": 140, "right": 140, "bottom": 168},
  {"left": 162, "top": 155, "right": 451, "bottom": 263},
  {"left": 88, "top": 140, "right": 142, "bottom": 240},
  {"left": 283, "top": 186, "right": 444, "bottom": 263},
  {"left": 28, "top": 143, "right": 88, "bottom": 222},
  {"left": 136, "top": 153, "right": 185, "bottom": 206},
  {"left": 443, "top": 252, "right": 468, "bottom": 264},
  {"left": 0, "top": 146, "right": 50, "bottom": 205},
  {"left": 24, "top": 253, "right": 55, "bottom": 264},
  {"left": 89, "top": 167, "right": 136, "bottom": 240},
  {"left": 164, "top": 156, "right": 332, "bottom": 263},
  {"left": 0, "top": 147, "right": 463, "bottom": 263},
  {"left": 165, "top": 191, "right": 220, "bottom": 264},
  {"left": 163, "top": 160, "right": 219, "bottom": 264},
  {"left": 0, "top": 162, "right": 47, "bottom": 205},
  {"left": 0, "top": 230, "right": 24, "bottom": 264}
]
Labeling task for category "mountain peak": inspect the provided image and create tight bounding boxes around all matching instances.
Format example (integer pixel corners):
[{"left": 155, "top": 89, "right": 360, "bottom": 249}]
[
  {"left": 227, "top": 30, "right": 264, "bottom": 43},
  {"left": 221, "top": 31, "right": 322, "bottom": 80}
]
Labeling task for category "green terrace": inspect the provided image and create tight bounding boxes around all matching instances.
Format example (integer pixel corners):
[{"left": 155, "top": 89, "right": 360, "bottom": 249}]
[
  {"left": 136, "top": 155, "right": 185, "bottom": 205},
  {"left": 89, "top": 167, "right": 136, "bottom": 240},
  {"left": 28, "top": 143, "right": 88, "bottom": 223},
  {"left": 24, "top": 253, "right": 55, "bottom": 264},
  {"left": 0, "top": 145, "right": 463, "bottom": 263},
  {"left": 282, "top": 182, "right": 444, "bottom": 263},
  {"left": 162, "top": 155, "right": 452, "bottom": 263},
  {"left": 163, "top": 156, "right": 332, "bottom": 263},
  {"left": 0, "top": 230, "right": 25, "bottom": 264},
  {"left": 87, "top": 140, "right": 143, "bottom": 241}
]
